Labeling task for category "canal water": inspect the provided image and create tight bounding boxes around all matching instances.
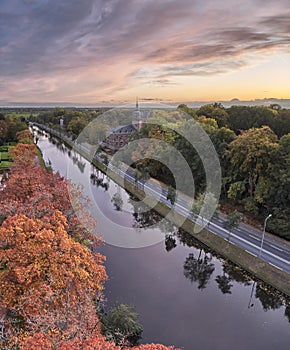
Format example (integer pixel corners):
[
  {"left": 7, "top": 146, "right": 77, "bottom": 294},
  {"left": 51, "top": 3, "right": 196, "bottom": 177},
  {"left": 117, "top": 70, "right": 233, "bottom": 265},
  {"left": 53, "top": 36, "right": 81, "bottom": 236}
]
[{"left": 37, "top": 131, "right": 290, "bottom": 350}]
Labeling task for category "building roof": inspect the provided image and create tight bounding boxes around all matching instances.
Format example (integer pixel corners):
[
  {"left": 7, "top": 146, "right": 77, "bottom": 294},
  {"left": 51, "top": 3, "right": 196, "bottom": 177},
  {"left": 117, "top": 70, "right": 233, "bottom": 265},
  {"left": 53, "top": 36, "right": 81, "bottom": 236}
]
[{"left": 107, "top": 124, "right": 136, "bottom": 135}]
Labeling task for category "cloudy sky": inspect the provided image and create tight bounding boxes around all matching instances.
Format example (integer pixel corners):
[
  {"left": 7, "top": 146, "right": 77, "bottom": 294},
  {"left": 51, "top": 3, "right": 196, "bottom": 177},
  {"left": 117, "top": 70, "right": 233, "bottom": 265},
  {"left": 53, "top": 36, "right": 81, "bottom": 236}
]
[{"left": 0, "top": 0, "right": 290, "bottom": 104}]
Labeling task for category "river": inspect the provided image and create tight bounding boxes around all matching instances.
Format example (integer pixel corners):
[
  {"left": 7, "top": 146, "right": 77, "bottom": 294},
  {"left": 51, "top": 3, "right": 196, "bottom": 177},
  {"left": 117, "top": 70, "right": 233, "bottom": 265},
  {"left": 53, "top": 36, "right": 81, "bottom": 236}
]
[{"left": 36, "top": 131, "right": 290, "bottom": 350}]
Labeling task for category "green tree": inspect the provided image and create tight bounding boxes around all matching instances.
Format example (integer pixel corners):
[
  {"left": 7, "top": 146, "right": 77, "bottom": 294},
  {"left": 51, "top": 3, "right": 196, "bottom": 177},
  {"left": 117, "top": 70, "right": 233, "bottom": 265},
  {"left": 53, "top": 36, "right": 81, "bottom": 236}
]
[
  {"left": 227, "top": 126, "right": 278, "bottom": 202},
  {"left": 197, "top": 104, "right": 229, "bottom": 127},
  {"left": 223, "top": 210, "right": 242, "bottom": 241},
  {"left": 0, "top": 120, "right": 8, "bottom": 145},
  {"left": 67, "top": 118, "right": 87, "bottom": 139},
  {"left": 101, "top": 304, "right": 143, "bottom": 347},
  {"left": 167, "top": 185, "right": 177, "bottom": 206}
]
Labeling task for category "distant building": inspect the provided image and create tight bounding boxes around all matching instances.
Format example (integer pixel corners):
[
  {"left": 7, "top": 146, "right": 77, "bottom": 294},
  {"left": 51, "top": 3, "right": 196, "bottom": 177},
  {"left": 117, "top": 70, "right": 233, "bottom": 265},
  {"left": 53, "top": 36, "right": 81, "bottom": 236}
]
[{"left": 102, "top": 98, "right": 150, "bottom": 151}]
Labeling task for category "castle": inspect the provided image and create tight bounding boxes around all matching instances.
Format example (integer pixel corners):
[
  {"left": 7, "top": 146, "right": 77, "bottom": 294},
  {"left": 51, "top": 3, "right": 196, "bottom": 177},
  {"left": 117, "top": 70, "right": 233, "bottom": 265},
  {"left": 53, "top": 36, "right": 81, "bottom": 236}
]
[{"left": 102, "top": 98, "right": 149, "bottom": 151}]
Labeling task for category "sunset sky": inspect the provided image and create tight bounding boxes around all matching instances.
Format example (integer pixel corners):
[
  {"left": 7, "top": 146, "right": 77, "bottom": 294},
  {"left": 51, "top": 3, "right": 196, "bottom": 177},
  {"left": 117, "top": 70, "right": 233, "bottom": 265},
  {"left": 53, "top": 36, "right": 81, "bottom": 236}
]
[{"left": 0, "top": 0, "right": 290, "bottom": 105}]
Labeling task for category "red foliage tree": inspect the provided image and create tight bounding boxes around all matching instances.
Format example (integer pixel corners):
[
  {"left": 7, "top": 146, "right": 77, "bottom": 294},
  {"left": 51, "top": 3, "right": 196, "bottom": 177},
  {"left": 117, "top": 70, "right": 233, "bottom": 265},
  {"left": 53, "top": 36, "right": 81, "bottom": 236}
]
[
  {"left": 0, "top": 164, "right": 100, "bottom": 246},
  {"left": 0, "top": 212, "right": 106, "bottom": 349},
  {"left": 9, "top": 143, "right": 37, "bottom": 168},
  {"left": 22, "top": 334, "right": 179, "bottom": 350}
]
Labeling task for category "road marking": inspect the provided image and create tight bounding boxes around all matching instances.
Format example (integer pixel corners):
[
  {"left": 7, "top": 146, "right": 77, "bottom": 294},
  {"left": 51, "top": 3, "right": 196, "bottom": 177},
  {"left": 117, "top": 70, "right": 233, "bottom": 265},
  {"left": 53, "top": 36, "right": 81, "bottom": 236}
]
[
  {"left": 247, "top": 234, "right": 258, "bottom": 239},
  {"left": 269, "top": 244, "right": 284, "bottom": 252},
  {"left": 269, "top": 262, "right": 283, "bottom": 271},
  {"left": 208, "top": 221, "right": 289, "bottom": 264},
  {"left": 245, "top": 250, "right": 257, "bottom": 257}
]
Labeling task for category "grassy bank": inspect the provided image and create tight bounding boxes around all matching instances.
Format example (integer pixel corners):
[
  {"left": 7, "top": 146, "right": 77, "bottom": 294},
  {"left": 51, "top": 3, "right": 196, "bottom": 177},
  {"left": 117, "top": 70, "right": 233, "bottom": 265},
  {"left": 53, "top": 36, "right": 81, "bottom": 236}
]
[
  {"left": 0, "top": 146, "right": 13, "bottom": 173},
  {"left": 36, "top": 146, "right": 48, "bottom": 169}
]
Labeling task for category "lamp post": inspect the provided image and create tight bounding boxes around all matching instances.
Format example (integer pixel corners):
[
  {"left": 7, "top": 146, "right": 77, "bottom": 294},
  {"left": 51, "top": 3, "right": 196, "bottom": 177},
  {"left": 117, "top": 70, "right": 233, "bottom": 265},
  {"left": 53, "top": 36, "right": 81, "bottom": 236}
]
[{"left": 258, "top": 214, "right": 272, "bottom": 258}]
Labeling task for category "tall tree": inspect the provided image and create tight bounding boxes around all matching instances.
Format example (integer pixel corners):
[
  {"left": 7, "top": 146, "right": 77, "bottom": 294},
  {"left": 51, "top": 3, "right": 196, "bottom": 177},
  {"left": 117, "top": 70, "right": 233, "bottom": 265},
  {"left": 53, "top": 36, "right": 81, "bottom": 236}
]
[{"left": 227, "top": 126, "right": 278, "bottom": 202}]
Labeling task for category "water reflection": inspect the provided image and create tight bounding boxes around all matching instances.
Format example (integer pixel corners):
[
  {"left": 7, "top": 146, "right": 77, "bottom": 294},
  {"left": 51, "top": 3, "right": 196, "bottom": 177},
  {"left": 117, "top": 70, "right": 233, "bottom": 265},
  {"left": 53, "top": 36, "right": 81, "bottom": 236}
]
[
  {"left": 111, "top": 192, "right": 124, "bottom": 211},
  {"left": 165, "top": 234, "right": 177, "bottom": 252},
  {"left": 157, "top": 225, "right": 289, "bottom": 317},
  {"left": 90, "top": 167, "right": 110, "bottom": 191},
  {"left": 184, "top": 251, "right": 215, "bottom": 290},
  {"left": 215, "top": 273, "right": 233, "bottom": 294},
  {"left": 255, "top": 284, "right": 283, "bottom": 311},
  {"left": 285, "top": 306, "right": 290, "bottom": 322}
]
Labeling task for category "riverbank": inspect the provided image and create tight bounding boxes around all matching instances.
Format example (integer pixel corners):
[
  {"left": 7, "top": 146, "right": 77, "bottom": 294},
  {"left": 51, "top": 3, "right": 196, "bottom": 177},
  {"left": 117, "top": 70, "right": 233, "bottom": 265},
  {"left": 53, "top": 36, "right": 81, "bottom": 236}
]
[{"left": 33, "top": 124, "right": 290, "bottom": 297}]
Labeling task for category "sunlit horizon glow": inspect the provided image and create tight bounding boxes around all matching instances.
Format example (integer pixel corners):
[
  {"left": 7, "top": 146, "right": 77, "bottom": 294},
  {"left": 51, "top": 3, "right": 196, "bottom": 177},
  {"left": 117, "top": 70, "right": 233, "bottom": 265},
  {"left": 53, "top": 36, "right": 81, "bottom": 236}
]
[{"left": 0, "top": 0, "right": 290, "bottom": 105}]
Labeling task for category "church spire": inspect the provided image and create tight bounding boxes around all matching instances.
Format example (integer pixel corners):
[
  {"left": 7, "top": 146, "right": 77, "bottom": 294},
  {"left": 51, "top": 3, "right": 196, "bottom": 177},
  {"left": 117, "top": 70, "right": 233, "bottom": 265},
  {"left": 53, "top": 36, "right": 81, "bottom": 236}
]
[{"left": 136, "top": 96, "right": 139, "bottom": 110}]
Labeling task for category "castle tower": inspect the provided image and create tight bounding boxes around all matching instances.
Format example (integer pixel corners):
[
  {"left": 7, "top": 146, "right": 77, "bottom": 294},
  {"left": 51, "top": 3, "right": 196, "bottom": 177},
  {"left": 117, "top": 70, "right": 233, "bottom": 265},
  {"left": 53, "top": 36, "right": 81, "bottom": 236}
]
[{"left": 132, "top": 96, "right": 143, "bottom": 130}]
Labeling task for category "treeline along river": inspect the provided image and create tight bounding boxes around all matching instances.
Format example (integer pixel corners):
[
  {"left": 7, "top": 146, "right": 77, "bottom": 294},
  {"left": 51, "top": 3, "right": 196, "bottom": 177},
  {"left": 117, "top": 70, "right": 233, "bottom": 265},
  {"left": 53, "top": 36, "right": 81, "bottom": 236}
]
[{"left": 36, "top": 129, "right": 290, "bottom": 350}]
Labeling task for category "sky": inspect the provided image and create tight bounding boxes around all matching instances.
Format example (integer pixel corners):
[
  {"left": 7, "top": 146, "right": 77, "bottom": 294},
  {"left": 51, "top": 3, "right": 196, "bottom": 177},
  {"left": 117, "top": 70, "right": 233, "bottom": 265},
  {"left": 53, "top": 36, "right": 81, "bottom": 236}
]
[{"left": 0, "top": 0, "right": 290, "bottom": 105}]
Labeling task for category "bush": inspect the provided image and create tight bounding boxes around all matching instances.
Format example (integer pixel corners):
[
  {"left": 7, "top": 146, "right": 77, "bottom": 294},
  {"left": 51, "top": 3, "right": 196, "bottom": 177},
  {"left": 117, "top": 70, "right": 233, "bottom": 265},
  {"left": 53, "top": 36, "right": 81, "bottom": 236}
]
[{"left": 101, "top": 304, "right": 143, "bottom": 347}]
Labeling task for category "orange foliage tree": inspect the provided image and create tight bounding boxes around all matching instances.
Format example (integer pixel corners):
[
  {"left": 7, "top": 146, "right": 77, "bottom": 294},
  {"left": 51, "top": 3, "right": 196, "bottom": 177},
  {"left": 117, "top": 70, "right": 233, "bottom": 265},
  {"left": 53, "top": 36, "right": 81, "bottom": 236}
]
[
  {"left": 0, "top": 211, "right": 106, "bottom": 349},
  {"left": 22, "top": 333, "right": 179, "bottom": 350},
  {"left": 0, "top": 164, "right": 100, "bottom": 246},
  {"left": 9, "top": 143, "right": 37, "bottom": 168},
  {"left": 16, "top": 129, "right": 34, "bottom": 144}
]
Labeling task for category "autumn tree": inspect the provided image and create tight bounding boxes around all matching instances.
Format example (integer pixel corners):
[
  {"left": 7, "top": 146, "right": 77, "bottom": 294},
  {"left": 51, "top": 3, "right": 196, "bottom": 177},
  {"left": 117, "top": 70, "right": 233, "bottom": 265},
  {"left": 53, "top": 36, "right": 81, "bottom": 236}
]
[
  {"left": 0, "top": 211, "right": 106, "bottom": 349},
  {"left": 9, "top": 143, "right": 37, "bottom": 168},
  {"left": 0, "top": 163, "right": 99, "bottom": 245},
  {"left": 16, "top": 129, "right": 34, "bottom": 144}
]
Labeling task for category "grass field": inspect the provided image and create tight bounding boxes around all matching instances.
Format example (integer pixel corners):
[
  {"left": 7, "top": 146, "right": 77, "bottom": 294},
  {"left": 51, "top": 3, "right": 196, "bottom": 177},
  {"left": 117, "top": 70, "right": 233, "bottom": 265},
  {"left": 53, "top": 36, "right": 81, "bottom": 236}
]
[
  {"left": 1, "top": 152, "right": 10, "bottom": 160},
  {"left": 0, "top": 160, "right": 13, "bottom": 167},
  {"left": 0, "top": 147, "right": 13, "bottom": 172}
]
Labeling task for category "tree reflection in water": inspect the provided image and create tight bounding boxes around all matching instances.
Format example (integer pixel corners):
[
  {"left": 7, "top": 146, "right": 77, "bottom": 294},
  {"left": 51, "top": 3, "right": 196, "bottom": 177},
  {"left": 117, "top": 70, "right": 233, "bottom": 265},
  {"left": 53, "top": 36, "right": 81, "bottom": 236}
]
[
  {"left": 90, "top": 167, "right": 109, "bottom": 191},
  {"left": 284, "top": 306, "right": 290, "bottom": 323},
  {"left": 215, "top": 274, "right": 233, "bottom": 294},
  {"left": 183, "top": 251, "right": 215, "bottom": 290},
  {"left": 255, "top": 284, "right": 283, "bottom": 311},
  {"left": 111, "top": 192, "right": 124, "bottom": 211},
  {"left": 165, "top": 234, "right": 177, "bottom": 252}
]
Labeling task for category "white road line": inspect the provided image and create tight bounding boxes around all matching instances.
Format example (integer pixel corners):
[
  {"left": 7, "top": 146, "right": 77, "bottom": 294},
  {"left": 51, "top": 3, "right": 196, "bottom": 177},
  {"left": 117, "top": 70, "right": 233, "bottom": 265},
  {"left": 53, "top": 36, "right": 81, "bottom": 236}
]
[
  {"left": 269, "top": 262, "right": 283, "bottom": 271},
  {"left": 269, "top": 244, "right": 284, "bottom": 252},
  {"left": 245, "top": 250, "right": 257, "bottom": 257},
  {"left": 208, "top": 221, "right": 289, "bottom": 264}
]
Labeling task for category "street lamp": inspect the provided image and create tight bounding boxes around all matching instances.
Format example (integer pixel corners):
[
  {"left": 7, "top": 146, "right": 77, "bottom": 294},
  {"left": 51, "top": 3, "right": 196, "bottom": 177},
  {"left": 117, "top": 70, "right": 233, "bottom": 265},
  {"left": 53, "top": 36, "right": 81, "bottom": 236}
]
[{"left": 258, "top": 214, "right": 272, "bottom": 258}]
